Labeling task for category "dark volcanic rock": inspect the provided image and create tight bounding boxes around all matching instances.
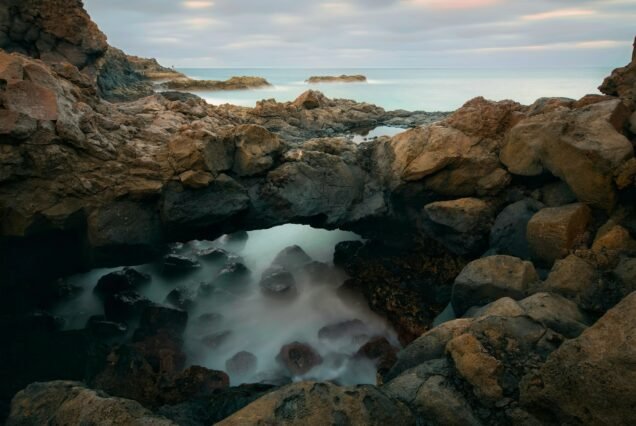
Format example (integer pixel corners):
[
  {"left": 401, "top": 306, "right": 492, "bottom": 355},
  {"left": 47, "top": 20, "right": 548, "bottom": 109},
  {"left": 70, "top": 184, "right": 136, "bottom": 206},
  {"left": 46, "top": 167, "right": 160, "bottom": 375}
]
[
  {"left": 318, "top": 319, "right": 368, "bottom": 341},
  {"left": 356, "top": 337, "right": 399, "bottom": 378},
  {"left": 259, "top": 265, "right": 297, "bottom": 298},
  {"left": 277, "top": 342, "right": 323, "bottom": 376},
  {"left": 103, "top": 290, "right": 152, "bottom": 323},
  {"left": 195, "top": 247, "right": 231, "bottom": 263},
  {"left": 226, "top": 351, "right": 258, "bottom": 378},
  {"left": 135, "top": 304, "right": 188, "bottom": 339},
  {"left": 165, "top": 286, "right": 198, "bottom": 311},
  {"left": 86, "top": 315, "right": 128, "bottom": 339},
  {"left": 202, "top": 331, "right": 232, "bottom": 350},
  {"left": 272, "top": 245, "right": 312, "bottom": 270},
  {"left": 162, "top": 254, "right": 200, "bottom": 274},
  {"left": 94, "top": 267, "right": 151, "bottom": 298}
]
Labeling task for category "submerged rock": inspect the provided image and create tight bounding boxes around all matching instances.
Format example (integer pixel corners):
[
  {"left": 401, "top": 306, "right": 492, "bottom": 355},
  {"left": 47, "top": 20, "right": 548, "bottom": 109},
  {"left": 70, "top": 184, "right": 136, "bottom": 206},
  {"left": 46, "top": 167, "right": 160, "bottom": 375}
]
[
  {"left": 318, "top": 319, "right": 368, "bottom": 341},
  {"left": 94, "top": 267, "right": 151, "bottom": 299},
  {"left": 259, "top": 266, "right": 297, "bottom": 298},
  {"left": 226, "top": 351, "right": 258, "bottom": 378},
  {"left": 277, "top": 342, "right": 323, "bottom": 376},
  {"left": 162, "top": 254, "right": 200, "bottom": 274},
  {"left": 272, "top": 245, "right": 313, "bottom": 270},
  {"left": 201, "top": 331, "right": 232, "bottom": 350}
]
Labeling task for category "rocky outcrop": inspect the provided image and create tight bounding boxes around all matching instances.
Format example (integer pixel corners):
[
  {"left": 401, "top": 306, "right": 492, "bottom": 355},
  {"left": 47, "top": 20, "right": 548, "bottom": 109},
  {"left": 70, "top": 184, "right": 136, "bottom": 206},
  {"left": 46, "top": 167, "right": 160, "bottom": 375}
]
[
  {"left": 306, "top": 74, "right": 367, "bottom": 83},
  {"left": 217, "top": 381, "right": 414, "bottom": 425},
  {"left": 521, "top": 292, "right": 636, "bottom": 425},
  {"left": 7, "top": 381, "right": 176, "bottom": 426},
  {"left": 160, "top": 76, "right": 271, "bottom": 91},
  {"left": 599, "top": 37, "right": 636, "bottom": 109},
  {"left": 126, "top": 55, "right": 185, "bottom": 80}
]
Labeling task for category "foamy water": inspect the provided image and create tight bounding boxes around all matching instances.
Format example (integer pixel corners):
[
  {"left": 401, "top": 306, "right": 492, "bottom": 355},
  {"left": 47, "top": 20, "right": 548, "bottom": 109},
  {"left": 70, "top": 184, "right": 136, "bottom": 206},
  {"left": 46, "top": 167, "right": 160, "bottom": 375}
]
[{"left": 54, "top": 225, "right": 397, "bottom": 386}]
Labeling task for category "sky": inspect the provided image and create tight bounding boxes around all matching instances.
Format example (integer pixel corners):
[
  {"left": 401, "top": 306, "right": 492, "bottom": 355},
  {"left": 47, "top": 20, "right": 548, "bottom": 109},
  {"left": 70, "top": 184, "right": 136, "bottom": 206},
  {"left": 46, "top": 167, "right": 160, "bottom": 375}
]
[{"left": 83, "top": 0, "right": 636, "bottom": 68}]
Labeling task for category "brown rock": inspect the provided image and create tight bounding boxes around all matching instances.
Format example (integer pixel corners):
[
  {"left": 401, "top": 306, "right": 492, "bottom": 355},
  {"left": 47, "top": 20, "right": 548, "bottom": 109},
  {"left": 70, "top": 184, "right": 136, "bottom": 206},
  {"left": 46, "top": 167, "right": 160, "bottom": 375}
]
[
  {"left": 226, "top": 351, "right": 258, "bottom": 377},
  {"left": 293, "top": 89, "right": 328, "bottom": 110},
  {"left": 446, "top": 333, "right": 503, "bottom": 402},
  {"left": 356, "top": 337, "right": 398, "bottom": 378},
  {"left": 277, "top": 342, "right": 323, "bottom": 376},
  {"left": 216, "top": 381, "right": 414, "bottom": 426},
  {"left": 424, "top": 197, "right": 493, "bottom": 233},
  {"left": 2, "top": 80, "right": 58, "bottom": 121},
  {"left": 226, "top": 124, "right": 281, "bottom": 177},
  {"left": 306, "top": 74, "right": 367, "bottom": 83},
  {"left": 521, "top": 292, "right": 636, "bottom": 425},
  {"left": 179, "top": 170, "right": 214, "bottom": 189},
  {"left": 526, "top": 203, "right": 591, "bottom": 264}
]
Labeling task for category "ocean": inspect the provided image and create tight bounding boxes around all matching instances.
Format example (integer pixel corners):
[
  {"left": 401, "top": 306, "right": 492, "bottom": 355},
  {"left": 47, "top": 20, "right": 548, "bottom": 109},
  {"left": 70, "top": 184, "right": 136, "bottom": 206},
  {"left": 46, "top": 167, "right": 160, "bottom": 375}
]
[{"left": 177, "top": 67, "right": 611, "bottom": 112}]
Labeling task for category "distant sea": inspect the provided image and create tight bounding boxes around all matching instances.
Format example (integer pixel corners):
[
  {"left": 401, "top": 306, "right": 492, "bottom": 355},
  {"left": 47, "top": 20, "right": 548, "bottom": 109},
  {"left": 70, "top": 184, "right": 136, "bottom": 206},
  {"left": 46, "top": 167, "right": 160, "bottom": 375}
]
[{"left": 177, "top": 67, "right": 611, "bottom": 112}]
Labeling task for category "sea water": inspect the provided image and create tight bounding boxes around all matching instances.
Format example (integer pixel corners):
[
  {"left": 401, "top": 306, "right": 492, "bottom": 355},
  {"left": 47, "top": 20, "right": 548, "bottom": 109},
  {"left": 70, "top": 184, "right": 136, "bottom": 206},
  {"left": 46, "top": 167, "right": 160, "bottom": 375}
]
[{"left": 177, "top": 67, "right": 609, "bottom": 111}]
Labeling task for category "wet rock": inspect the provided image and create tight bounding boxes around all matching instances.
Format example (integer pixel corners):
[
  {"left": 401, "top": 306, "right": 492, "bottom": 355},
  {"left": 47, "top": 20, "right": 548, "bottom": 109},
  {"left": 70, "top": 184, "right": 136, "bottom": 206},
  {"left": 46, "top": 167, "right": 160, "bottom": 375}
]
[
  {"left": 226, "top": 351, "right": 258, "bottom": 378},
  {"left": 518, "top": 292, "right": 590, "bottom": 338},
  {"left": 541, "top": 254, "right": 603, "bottom": 311},
  {"left": 301, "top": 260, "right": 333, "bottom": 281},
  {"left": 521, "top": 292, "right": 636, "bottom": 425},
  {"left": 135, "top": 304, "right": 188, "bottom": 339},
  {"left": 7, "top": 381, "right": 176, "bottom": 426},
  {"left": 527, "top": 203, "right": 591, "bottom": 265},
  {"left": 164, "top": 286, "right": 198, "bottom": 311},
  {"left": 212, "top": 262, "right": 251, "bottom": 287},
  {"left": 259, "top": 265, "right": 297, "bottom": 298},
  {"left": 451, "top": 255, "right": 539, "bottom": 316},
  {"left": 93, "top": 267, "right": 151, "bottom": 299},
  {"left": 103, "top": 290, "right": 152, "bottom": 323},
  {"left": 162, "top": 254, "right": 200, "bottom": 274},
  {"left": 272, "top": 244, "right": 313, "bottom": 270},
  {"left": 489, "top": 198, "right": 543, "bottom": 259},
  {"left": 541, "top": 181, "right": 577, "bottom": 207},
  {"left": 216, "top": 381, "right": 414, "bottom": 426},
  {"left": 86, "top": 315, "right": 127, "bottom": 339},
  {"left": 195, "top": 247, "right": 230, "bottom": 263},
  {"left": 202, "top": 331, "right": 232, "bottom": 350},
  {"left": 219, "top": 230, "right": 249, "bottom": 251},
  {"left": 318, "top": 319, "right": 368, "bottom": 341},
  {"left": 226, "top": 124, "right": 282, "bottom": 177},
  {"left": 277, "top": 342, "right": 323, "bottom": 376},
  {"left": 356, "top": 337, "right": 398, "bottom": 378}
]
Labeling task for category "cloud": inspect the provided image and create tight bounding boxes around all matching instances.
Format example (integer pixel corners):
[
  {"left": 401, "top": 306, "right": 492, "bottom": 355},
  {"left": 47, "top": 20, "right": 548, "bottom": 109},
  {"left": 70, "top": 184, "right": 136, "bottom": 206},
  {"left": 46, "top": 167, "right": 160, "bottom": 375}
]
[
  {"left": 522, "top": 8, "right": 596, "bottom": 21},
  {"left": 182, "top": 1, "right": 214, "bottom": 9},
  {"left": 82, "top": 0, "right": 636, "bottom": 67}
]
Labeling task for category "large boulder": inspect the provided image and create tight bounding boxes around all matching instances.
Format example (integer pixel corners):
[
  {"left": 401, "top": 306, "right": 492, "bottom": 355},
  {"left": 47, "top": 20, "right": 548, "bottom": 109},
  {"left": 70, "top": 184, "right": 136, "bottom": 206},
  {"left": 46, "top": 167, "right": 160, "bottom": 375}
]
[
  {"left": 521, "top": 292, "right": 636, "bottom": 425},
  {"left": 6, "top": 381, "right": 176, "bottom": 426},
  {"left": 518, "top": 292, "right": 590, "bottom": 338},
  {"left": 599, "top": 37, "right": 636, "bottom": 109},
  {"left": 224, "top": 125, "right": 282, "bottom": 177},
  {"left": 216, "top": 381, "right": 414, "bottom": 426},
  {"left": 526, "top": 203, "right": 591, "bottom": 265},
  {"left": 489, "top": 198, "right": 543, "bottom": 259},
  {"left": 451, "top": 255, "right": 539, "bottom": 316},
  {"left": 500, "top": 100, "right": 634, "bottom": 210}
]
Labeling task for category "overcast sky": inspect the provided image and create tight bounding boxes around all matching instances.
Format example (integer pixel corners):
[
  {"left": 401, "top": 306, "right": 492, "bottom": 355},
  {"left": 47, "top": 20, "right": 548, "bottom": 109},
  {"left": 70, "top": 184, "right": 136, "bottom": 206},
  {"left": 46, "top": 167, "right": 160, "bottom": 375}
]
[{"left": 83, "top": 0, "right": 635, "bottom": 68}]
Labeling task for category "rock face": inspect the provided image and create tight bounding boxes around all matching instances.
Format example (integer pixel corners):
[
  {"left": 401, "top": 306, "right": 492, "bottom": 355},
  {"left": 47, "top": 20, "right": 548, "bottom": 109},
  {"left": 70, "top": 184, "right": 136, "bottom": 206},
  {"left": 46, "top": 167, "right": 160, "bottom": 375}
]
[
  {"left": 521, "top": 292, "right": 636, "bottom": 425},
  {"left": 599, "top": 37, "right": 636, "bottom": 109},
  {"left": 7, "top": 381, "right": 176, "bottom": 426},
  {"left": 526, "top": 203, "right": 591, "bottom": 264},
  {"left": 306, "top": 74, "right": 367, "bottom": 83},
  {"left": 451, "top": 255, "right": 539, "bottom": 315},
  {"left": 160, "top": 76, "right": 271, "bottom": 91},
  {"left": 216, "top": 381, "right": 414, "bottom": 426}
]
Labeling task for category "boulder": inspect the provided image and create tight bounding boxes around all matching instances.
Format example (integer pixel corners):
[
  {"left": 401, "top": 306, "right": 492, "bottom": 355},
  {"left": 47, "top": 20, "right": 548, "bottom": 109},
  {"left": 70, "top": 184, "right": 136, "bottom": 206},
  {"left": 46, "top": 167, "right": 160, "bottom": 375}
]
[
  {"left": 526, "top": 203, "right": 591, "bottom": 264},
  {"left": 216, "top": 381, "right": 414, "bottom": 426},
  {"left": 226, "top": 351, "right": 258, "bottom": 378},
  {"left": 135, "top": 304, "right": 188, "bottom": 339},
  {"left": 93, "top": 267, "right": 150, "bottom": 299},
  {"left": 540, "top": 181, "right": 577, "bottom": 207},
  {"left": 7, "top": 381, "right": 176, "bottom": 426},
  {"left": 446, "top": 333, "right": 503, "bottom": 402},
  {"left": 518, "top": 292, "right": 590, "bottom": 338},
  {"left": 164, "top": 286, "right": 198, "bottom": 311},
  {"left": 276, "top": 342, "right": 323, "bottom": 376},
  {"left": 211, "top": 261, "right": 251, "bottom": 288},
  {"left": 103, "top": 290, "right": 152, "bottom": 323},
  {"left": 599, "top": 37, "right": 636, "bottom": 108},
  {"left": 293, "top": 90, "right": 328, "bottom": 109},
  {"left": 424, "top": 197, "right": 493, "bottom": 234},
  {"left": 318, "top": 319, "right": 369, "bottom": 341},
  {"left": 489, "top": 199, "right": 543, "bottom": 259},
  {"left": 259, "top": 265, "right": 297, "bottom": 298},
  {"left": 272, "top": 245, "right": 313, "bottom": 270},
  {"left": 451, "top": 255, "right": 539, "bottom": 316},
  {"left": 464, "top": 296, "right": 525, "bottom": 319},
  {"left": 356, "top": 337, "right": 398, "bottom": 378},
  {"left": 225, "top": 124, "right": 282, "bottom": 177},
  {"left": 521, "top": 292, "right": 636, "bottom": 425},
  {"left": 201, "top": 331, "right": 232, "bottom": 350},
  {"left": 542, "top": 255, "right": 601, "bottom": 310},
  {"left": 162, "top": 254, "right": 200, "bottom": 274},
  {"left": 500, "top": 100, "right": 634, "bottom": 210}
]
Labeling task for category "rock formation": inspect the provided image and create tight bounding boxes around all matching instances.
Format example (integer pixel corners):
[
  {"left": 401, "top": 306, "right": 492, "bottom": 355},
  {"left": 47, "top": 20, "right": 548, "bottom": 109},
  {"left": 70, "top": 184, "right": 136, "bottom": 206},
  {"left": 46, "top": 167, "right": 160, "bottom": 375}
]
[
  {"left": 159, "top": 76, "right": 272, "bottom": 91},
  {"left": 306, "top": 74, "right": 367, "bottom": 83},
  {"left": 2, "top": 1, "right": 636, "bottom": 425}
]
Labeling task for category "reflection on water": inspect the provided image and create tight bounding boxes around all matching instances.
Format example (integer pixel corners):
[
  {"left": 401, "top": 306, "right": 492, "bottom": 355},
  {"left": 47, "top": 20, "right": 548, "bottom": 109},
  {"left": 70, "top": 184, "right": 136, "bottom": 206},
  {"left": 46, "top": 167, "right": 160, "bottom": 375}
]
[
  {"left": 54, "top": 224, "right": 398, "bottom": 386},
  {"left": 349, "top": 125, "right": 407, "bottom": 143}
]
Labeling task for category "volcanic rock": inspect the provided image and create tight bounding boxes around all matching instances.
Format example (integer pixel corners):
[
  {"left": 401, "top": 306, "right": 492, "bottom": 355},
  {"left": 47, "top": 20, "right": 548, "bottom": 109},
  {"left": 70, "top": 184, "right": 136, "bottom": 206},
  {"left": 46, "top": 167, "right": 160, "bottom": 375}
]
[{"left": 277, "top": 342, "right": 323, "bottom": 376}]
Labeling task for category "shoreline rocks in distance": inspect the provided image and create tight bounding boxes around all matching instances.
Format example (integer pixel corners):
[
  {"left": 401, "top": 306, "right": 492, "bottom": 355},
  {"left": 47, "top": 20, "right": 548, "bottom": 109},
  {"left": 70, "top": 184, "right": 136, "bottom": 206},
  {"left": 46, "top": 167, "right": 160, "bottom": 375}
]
[
  {"left": 159, "top": 76, "right": 272, "bottom": 91},
  {"left": 306, "top": 74, "right": 367, "bottom": 83},
  {"left": 126, "top": 55, "right": 186, "bottom": 80}
]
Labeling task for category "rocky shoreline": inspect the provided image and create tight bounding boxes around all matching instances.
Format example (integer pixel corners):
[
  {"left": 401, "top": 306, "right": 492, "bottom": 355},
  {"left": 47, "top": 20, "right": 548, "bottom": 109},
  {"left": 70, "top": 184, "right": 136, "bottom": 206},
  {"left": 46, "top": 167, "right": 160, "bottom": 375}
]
[
  {"left": 1, "top": 1, "right": 636, "bottom": 425},
  {"left": 159, "top": 76, "right": 272, "bottom": 92}
]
